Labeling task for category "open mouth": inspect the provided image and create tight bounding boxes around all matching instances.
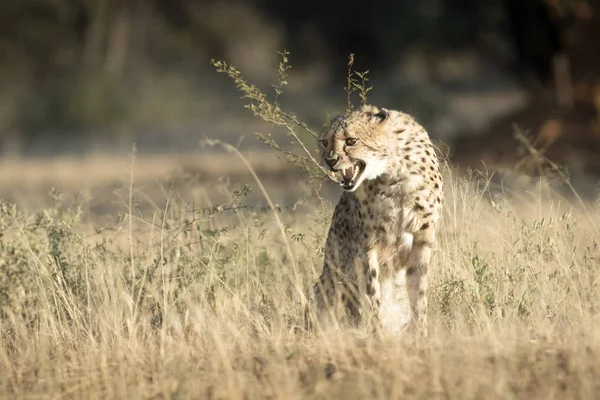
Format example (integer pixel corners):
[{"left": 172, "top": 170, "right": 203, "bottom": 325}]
[{"left": 334, "top": 160, "right": 365, "bottom": 190}]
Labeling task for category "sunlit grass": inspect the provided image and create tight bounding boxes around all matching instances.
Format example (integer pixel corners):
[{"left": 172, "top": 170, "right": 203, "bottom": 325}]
[{"left": 1, "top": 153, "right": 599, "bottom": 399}]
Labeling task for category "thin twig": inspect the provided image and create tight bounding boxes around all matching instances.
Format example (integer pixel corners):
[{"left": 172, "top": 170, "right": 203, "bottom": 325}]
[{"left": 347, "top": 53, "right": 355, "bottom": 112}]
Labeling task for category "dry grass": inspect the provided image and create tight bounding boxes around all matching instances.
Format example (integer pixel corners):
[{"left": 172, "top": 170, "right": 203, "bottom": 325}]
[
  {"left": 1, "top": 153, "right": 600, "bottom": 399},
  {"left": 0, "top": 152, "right": 321, "bottom": 227}
]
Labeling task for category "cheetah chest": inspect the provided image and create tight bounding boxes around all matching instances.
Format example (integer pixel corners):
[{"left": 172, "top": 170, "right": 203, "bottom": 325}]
[{"left": 355, "top": 189, "right": 413, "bottom": 270}]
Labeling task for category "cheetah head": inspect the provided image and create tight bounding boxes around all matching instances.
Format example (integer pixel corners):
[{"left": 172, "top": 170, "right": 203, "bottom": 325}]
[{"left": 318, "top": 105, "right": 390, "bottom": 192}]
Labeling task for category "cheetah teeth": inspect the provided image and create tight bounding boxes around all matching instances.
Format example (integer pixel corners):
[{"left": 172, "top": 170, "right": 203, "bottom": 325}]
[
  {"left": 339, "top": 165, "right": 360, "bottom": 186},
  {"left": 341, "top": 166, "right": 355, "bottom": 181}
]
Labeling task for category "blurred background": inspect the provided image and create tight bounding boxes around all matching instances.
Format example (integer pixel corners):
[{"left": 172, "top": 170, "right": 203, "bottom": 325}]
[{"left": 1, "top": 0, "right": 599, "bottom": 214}]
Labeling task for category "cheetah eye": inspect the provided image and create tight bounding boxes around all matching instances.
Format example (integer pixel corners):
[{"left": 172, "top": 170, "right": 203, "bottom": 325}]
[
  {"left": 345, "top": 138, "right": 358, "bottom": 146},
  {"left": 319, "top": 139, "right": 328, "bottom": 148}
]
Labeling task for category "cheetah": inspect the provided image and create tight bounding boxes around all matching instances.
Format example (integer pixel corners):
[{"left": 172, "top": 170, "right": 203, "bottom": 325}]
[{"left": 309, "top": 105, "right": 443, "bottom": 337}]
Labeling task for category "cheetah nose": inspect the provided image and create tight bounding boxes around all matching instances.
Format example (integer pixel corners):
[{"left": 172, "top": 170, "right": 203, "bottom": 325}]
[{"left": 325, "top": 156, "right": 339, "bottom": 170}]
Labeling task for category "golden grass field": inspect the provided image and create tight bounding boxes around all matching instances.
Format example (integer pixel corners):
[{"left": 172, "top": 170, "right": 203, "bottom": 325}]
[{"left": 1, "top": 151, "right": 600, "bottom": 399}]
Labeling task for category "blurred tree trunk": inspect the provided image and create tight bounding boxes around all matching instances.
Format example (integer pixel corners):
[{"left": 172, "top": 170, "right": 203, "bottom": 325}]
[
  {"left": 82, "top": 0, "right": 107, "bottom": 67},
  {"left": 104, "top": 3, "right": 131, "bottom": 77},
  {"left": 82, "top": 0, "right": 132, "bottom": 77},
  {"left": 505, "top": 0, "right": 563, "bottom": 85},
  {"left": 452, "top": 0, "right": 600, "bottom": 182},
  {"left": 503, "top": 0, "right": 598, "bottom": 109}
]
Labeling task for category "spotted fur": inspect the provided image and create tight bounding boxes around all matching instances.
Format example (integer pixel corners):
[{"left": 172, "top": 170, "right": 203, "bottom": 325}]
[{"left": 309, "top": 105, "right": 443, "bottom": 337}]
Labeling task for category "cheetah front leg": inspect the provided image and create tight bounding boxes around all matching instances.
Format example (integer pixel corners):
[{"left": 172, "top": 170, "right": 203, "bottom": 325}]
[
  {"left": 405, "top": 232, "right": 434, "bottom": 338},
  {"left": 309, "top": 263, "right": 338, "bottom": 331},
  {"left": 310, "top": 262, "right": 361, "bottom": 331},
  {"left": 366, "top": 248, "right": 382, "bottom": 332}
]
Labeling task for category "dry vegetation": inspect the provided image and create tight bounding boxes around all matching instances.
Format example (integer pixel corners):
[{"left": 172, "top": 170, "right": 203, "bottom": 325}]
[
  {"left": 1, "top": 151, "right": 600, "bottom": 399},
  {"left": 2, "top": 54, "right": 600, "bottom": 399}
]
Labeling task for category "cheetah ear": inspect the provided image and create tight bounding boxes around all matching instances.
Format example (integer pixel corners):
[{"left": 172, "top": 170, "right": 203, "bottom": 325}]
[
  {"left": 371, "top": 108, "right": 389, "bottom": 123},
  {"left": 329, "top": 114, "right": 344, "bottom": 124}
]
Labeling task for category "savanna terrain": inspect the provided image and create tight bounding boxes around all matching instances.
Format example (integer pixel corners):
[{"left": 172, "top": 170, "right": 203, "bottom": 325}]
[
  {"left": 2, "top": 0, "right": 600, "bottom": 398},
  {"left": 1, "top": 146, "right": 599, "bottom": 399}
]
